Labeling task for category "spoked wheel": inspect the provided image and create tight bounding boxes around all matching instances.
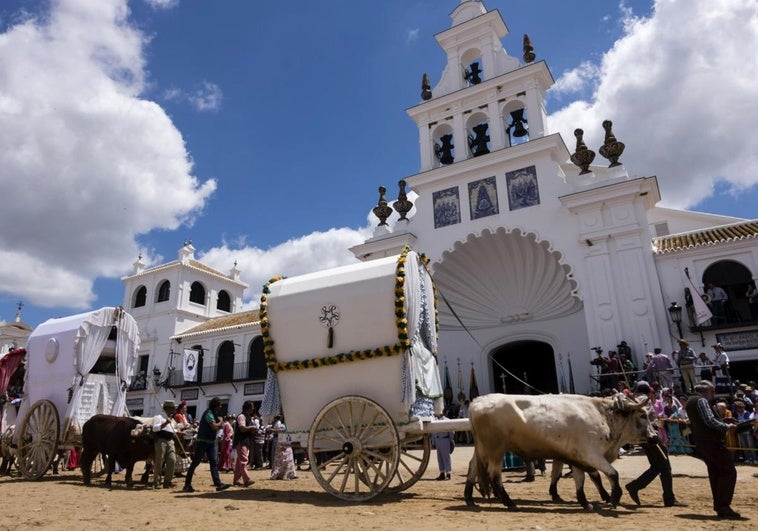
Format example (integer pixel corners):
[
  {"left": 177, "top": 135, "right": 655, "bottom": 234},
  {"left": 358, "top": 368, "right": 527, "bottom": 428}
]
[
  {"left": 17, "top": 400, "right": 60, "bottom": 480},
  {"left": 308, "top": 396, "right": 399, "bottom": 501},
  {"left": 385, "top": 433, "right": 430, "bottom": 493}
]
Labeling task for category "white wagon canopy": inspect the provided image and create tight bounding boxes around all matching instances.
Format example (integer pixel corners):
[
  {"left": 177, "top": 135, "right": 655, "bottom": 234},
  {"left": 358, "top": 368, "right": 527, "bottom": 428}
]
[
  {"left": 14, "top": 306, "right": 140, "bottom": 479},
  {"left": 258, "top": 246, "right": 444, "bottom": 500}
]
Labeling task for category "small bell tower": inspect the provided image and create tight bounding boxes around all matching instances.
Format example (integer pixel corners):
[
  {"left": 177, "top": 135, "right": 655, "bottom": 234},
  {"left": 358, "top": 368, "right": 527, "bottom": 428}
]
[{"left": 409, "top": 0, "right": 552, "bottom": 172}]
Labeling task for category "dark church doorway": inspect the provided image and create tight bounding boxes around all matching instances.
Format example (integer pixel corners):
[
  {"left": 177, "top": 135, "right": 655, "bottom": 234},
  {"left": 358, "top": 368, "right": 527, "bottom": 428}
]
[{"left": 491, "top": 340, "right": 558, "bottom": 395}]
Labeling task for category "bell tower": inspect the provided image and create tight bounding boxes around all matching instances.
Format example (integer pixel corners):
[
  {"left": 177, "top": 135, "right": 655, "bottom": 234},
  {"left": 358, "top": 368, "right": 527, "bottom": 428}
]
[{"left": 411, "top": 0, "right": 550, "bottom": 172}]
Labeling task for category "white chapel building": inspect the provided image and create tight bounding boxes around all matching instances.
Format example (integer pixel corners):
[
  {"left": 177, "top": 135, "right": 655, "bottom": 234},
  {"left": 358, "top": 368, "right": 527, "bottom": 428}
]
[{"left": 124, "top": 1, "right": 758, "bottom": 415}]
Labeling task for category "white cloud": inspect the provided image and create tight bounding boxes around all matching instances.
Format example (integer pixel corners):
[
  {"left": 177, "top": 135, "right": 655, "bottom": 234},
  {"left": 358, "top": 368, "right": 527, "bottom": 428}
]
[
  {"left": 548, "top": 0, "right": 758, "bottom": 209},
  {"left": 189, "top": 81, "right": 223, "bottom": 111},
  {"left": 0, "top": 0, "right": 215, "bottom": 308},
  {"left": 406, "top": 28, "right": 419, "bottom": 44},
  {"left": 162, "top": 81, "right": 223, "bottom": 112},
  {"left": 200, "top": 226, "right": 374, "bottom": 308},
  {"left": 549, "top": 61, "right": 600, "bottom": 98},
  {"left": 143, "top": 0, "right": 179, "bottom": 9}
]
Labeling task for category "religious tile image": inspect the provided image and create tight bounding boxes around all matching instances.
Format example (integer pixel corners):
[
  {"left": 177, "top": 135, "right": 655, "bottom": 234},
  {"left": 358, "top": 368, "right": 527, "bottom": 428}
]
[
  {"left": 433, "top": 186, "right": 461, "bottom": 228},
  {"left": 506, "top": 165, "right": 540, "bottom": 211},
  {"left": 468, "top": 176, "right": 499, "bottom": 220}
]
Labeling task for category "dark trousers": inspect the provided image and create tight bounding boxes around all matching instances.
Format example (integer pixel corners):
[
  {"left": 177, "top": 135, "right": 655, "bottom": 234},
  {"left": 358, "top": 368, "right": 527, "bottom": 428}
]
[
  {"left": 184, "top": 440, "right": 222, "bottom": 488},
  {"left": 696, "top": 439, "right": 737, "bottom": 513},
  {"left": 627, "top": 441, "right": 675, "bottom": 504}
]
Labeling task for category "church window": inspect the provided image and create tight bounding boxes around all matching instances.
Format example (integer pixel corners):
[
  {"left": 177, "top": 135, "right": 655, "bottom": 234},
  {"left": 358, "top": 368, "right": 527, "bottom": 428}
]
[
  {"left": 156, "top": 280, "right": 170, "bottom": 303},
  {"left": 217, "top": 290, "right": 231, "bottom": 312},
  {"left": 132, "top": 286, "right": 147, "bottom": 308},
  {"left": 189, "top": 281, "right": 206, "bottom": 305}
]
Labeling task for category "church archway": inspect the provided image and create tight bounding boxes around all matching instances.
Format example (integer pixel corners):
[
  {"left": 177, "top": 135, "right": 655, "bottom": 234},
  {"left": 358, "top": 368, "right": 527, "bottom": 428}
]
[{"left": 491, "top": 340, "right": 558, "bottom": 395}]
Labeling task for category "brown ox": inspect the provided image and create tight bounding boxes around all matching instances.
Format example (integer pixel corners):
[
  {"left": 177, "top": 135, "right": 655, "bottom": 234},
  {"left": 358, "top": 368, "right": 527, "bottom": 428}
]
[
  {"left": 81, "top": 415, "right": 154, "bottom": 488},
  {"left": 464, "top": 393, "right": 652, "bottom": 510}
]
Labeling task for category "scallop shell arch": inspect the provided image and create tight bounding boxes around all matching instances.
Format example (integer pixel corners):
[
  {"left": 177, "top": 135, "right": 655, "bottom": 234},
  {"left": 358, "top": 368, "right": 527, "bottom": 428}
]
[{"left": 432, "top": 227, "right": 582, "bottom": 330}]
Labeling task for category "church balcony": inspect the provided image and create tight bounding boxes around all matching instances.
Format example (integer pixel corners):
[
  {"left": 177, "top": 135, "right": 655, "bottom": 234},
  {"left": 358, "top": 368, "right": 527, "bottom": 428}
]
[{"left": 165, "top": 361, "right": 266, "bottom": 388}]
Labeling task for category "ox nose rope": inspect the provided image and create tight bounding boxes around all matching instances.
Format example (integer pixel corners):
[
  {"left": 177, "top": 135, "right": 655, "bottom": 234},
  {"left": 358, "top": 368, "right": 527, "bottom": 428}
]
[{"left": 437, "top": 287, "right": 548, "bottom": 395}]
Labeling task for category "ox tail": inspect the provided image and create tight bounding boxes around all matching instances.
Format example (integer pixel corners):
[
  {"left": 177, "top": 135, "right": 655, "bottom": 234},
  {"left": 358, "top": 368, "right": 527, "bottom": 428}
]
[{"left": 465, "top": 446, "right": 491, "bottom": 499}]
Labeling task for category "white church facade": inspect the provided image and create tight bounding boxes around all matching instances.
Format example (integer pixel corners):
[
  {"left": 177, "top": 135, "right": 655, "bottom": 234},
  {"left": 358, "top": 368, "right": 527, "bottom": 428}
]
[{"left": 123, "top": 1, "right": 757, "bottom": 416}]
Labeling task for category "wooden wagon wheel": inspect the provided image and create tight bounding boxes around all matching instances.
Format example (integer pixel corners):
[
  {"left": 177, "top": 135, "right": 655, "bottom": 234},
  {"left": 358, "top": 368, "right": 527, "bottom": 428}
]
[
  {"left": 385, "top": 433, "right": 431, "bottom": 493},
  {"left": 17, "top": 399, "right": 60, "bottom": 480},
  {"left": 308, "top": 396, "right": 399, "bottom": 501}
]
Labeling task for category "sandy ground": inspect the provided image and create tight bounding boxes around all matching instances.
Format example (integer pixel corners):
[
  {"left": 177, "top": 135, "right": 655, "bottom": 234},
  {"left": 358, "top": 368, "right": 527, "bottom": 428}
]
[{"left": 0, "top": 445, "right": 755, "bottom": 531}]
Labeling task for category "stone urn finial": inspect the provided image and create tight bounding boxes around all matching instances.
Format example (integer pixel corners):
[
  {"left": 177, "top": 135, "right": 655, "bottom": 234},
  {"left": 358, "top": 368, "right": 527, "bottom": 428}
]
[
  {"left": 570, "top": 129, "right": 595, "bottom": 175},
  {"left": 421, "top": 73, "right": 432, "bottom": 101},
  {"left": 372, "top": 186, "right": 393, "bottom": 226},
  {"left": 523, "top": 34, "right": 535, "bottom": 63},
  {"left": 598, "top": 120, "right": 625, "bottom": 167},
  {"left": 393, "top": 180, "right": 413, "bottom": 221}
]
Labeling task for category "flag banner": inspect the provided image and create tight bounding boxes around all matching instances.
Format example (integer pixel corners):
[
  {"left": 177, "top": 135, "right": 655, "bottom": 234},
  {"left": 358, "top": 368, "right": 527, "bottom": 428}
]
[
  {"left": 568, "top": 353, "right": 576, "bottom": 394},
  {"left": 183, "top": 348, "right": 199, "bottom": 382},
  {"left": 692, "top": 290, "right": 713, "bottom": 326},
  {"left": 469, "top": 365, "right": 480, "bottom": 401}
]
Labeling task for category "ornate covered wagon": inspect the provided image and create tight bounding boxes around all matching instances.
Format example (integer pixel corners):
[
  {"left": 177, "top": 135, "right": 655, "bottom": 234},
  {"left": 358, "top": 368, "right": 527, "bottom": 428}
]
[
  {"left": 260, "top": 246, "right": 467, "bottom": 500},
  {"left": 12, "top": 306, "right": 140, "bottom": 479}
]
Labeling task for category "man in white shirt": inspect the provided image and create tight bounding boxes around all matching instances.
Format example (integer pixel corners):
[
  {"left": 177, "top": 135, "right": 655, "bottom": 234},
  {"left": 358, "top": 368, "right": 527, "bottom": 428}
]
[
  {"left": 707, "top": 283, "right": 728, "bottom": 323},
  {"left": 152, "top": 400, "right": 178, "bottom": 489},
  {"left": 712, "top": 344, "right": 730, "bottom": 378}
]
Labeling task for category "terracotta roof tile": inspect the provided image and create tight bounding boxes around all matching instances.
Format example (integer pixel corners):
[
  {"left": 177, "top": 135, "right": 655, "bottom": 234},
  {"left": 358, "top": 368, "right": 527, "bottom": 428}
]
[
  {"left": 653, "top": 220, "right": 758, "bottom": 254},
  {"left": 173, "top": 310, "right": 259, "bottom": 338}
]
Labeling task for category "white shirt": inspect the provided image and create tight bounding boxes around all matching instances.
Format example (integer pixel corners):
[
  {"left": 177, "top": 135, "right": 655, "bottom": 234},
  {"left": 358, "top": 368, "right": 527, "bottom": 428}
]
[{"left": 152, "top": 414, "right": 176, "bottom": 434}]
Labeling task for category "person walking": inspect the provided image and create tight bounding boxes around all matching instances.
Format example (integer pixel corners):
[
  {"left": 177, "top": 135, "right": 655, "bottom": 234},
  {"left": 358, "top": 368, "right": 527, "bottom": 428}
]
[
  {"left": 684, "top": 380, "right": 741, "bottom": 519},
  {"left": 151, "top": 400, "right": 178, "bottom": 489},
  {"left": 183, "top": 397, "right": 230, "bottom": 493},
  {"left": 625, "top": 381, "right": 686, "bottom": 508},
  {"left": 232, "top": 401, "right": 255, "bottom": 487}
]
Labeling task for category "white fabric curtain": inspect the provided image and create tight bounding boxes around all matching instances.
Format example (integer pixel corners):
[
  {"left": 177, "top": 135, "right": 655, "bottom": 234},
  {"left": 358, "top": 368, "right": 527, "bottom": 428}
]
[
  {"left": 112, "top": 309, "right": 140, "bottom": 416},
  {"left": 404, "top": 252, "right": 443, "bottom": 414},
  {"left": 61, "top": 307, "right": 141, "bottom": 440}
]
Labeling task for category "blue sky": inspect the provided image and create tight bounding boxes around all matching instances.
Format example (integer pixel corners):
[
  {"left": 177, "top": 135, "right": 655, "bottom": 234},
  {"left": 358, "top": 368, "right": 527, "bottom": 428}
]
[{"left": 0, "top": 0, "right": 756, "bottom": 329}]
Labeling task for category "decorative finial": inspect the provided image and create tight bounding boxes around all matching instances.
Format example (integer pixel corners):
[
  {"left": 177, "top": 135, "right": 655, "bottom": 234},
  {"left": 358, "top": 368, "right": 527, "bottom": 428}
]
[
  {"left": 234, "top": 260, "right": 238, "bottom": 267},
  {"left": 523, "top": 34, "right": 535, "bottom": 63},
  {"left": 598, "top": 120, "right": 625, "bottom": 167},
  {"left": 570, "top": 129, "right": 596, "bottom": 175},
  {"left": 372, "top": 186, "right": 393, "bottom": 226},
  {"left": 421, "top": 73, "right": 432, "bottom": 100},
  {"left": 393, "top": 180, "right": 413, "bottom": 221},
  {"left": 15, "top": 301, "right": 23, "bottom": 322}
]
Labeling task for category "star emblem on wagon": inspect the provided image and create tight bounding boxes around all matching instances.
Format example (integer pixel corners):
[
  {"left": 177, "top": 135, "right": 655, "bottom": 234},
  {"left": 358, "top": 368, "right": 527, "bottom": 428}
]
[{"left": 319, "top": 304, "right": 341, "bottom": 328}]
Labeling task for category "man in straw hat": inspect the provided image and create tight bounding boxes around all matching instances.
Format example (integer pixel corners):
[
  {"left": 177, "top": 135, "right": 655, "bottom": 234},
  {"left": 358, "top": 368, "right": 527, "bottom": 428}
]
[
  {"left": 152, "top": 400, "right": 178, "bottom": 489},
  {"left": 685, "top": 380, "right": 742, "bottom": 519}
]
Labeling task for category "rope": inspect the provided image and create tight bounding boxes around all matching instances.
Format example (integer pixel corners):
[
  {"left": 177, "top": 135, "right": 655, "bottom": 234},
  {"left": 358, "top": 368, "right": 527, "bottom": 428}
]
[{"left": 437, "top": 287, "right": 548, "bottom": 395}]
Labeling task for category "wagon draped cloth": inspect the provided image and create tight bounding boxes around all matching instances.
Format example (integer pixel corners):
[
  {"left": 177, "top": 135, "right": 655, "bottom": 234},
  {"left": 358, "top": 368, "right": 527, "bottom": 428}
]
[{"left": 61, "top": 307, "right": 140, "bottom": 443}]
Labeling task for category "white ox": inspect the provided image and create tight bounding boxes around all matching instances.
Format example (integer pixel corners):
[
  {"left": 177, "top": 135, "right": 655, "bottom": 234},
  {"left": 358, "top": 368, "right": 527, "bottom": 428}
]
[{"left": 464, "top": 393, "right": 652, "bottom": 510}]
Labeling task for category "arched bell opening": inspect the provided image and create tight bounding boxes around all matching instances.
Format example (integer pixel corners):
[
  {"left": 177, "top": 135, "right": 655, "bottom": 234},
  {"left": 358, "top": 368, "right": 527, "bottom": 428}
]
[
  {"left": 503, "top": 99, "right": 529, "bottom": 146},
  {"left": 491, "top": 340, "right": 558, "bottom": 395},
  {"left": 466, "top": 111, "right": 490, "bottom": 157},
  {"left": 432, "top": 123, "right": 455, "bottom": 167},
  {"left": 461, "top": 48, "right": 483, "bottom": 86}
]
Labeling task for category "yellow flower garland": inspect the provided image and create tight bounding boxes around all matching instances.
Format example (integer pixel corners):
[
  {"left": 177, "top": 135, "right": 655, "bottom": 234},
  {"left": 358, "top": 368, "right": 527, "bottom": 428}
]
[{"left": 259, "top": 245, "right": 438, "bottom": 372}]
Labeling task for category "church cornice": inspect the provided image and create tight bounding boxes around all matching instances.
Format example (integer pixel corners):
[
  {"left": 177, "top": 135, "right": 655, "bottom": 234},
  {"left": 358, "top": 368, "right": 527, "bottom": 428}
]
[
  {"left": 406, "top": 61, "right": 553, "bottom": 118},
  {"left": 405, "top": 133, "right": 569, "bottom": 190},
  {"left": 122, "top": 259, "right": 247, "bottom": 288}
]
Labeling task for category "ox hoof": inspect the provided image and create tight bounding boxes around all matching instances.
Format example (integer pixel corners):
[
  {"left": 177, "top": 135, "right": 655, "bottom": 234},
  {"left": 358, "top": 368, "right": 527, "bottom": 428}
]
[{"left": 551, "top": 495, "right": 565, "bottom": 503}]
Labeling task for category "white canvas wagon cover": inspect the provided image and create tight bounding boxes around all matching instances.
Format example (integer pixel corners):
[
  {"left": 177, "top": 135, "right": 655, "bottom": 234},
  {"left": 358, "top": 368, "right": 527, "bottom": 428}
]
[
  {"left": 260, "top": 247, "right": 443, "bottom": 434},
  {"left": 20, "top": 306, "right": 140, "bottom": 444}
]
